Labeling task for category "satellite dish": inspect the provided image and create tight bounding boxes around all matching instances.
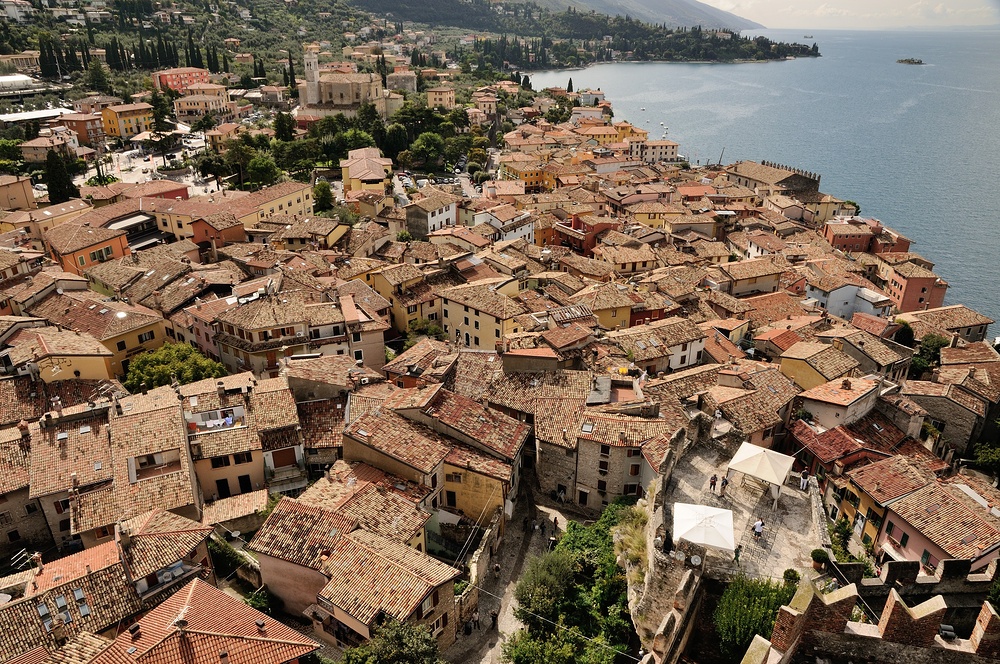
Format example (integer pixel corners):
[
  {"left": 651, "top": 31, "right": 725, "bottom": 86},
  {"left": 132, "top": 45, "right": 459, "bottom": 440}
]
[{"left": 56, "top": 288, "right": 64, "bottom": 295}]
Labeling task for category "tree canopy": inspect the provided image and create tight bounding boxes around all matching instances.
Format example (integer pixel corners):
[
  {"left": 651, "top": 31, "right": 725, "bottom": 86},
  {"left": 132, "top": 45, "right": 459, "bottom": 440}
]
[
  {"left": 45, "top": 150, "right": 80, "bottom": 204},
  {"left": 341, "top": 619, "right": 443, "bottom": 664},
  {"left": 123, "top": 343, "right": 227, "bottom": 392}
]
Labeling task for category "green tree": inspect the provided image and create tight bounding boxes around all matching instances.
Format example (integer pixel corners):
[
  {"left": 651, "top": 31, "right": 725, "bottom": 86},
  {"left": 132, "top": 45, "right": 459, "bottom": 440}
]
[
  {"left": 341, "top": 619, "right": 443, "bottom": 664},
  {"left": 513, "top": 549, "right": 576, "bottom": 634},
  {"left": 191, "top": 112, "right": 217, "bottom": 135},
  {"left": 247, "top": 154, "right": 281, "bottom": 187},
  {"left": 382, "top": 123, "right": 409, "bottom": 160},
  {"left": 86, "top": 60, "right": 111, "bottom": 93},
  {"left": 894, "top": 320, "right": 915, "bottom": 348},
  {"left": 566, "top": 77, "right": 573, "bottom": 92},
  {"left": 713, "top": 575, "right": 795, "bottom": 657},
  {"left": 313, "top": 180, "right": 333, "bottom": 212},
  {"left": 409, "top": 132, "right": 444, "bottom": 167},
  {"left": 123, "top": 343, "right": 227, "bottom": 392},
  {"left": 44, "top": 150, "right": 79, "bottom": 204},
  {"left": 273, "top": 112, "right": 295, "bottom": 142}
]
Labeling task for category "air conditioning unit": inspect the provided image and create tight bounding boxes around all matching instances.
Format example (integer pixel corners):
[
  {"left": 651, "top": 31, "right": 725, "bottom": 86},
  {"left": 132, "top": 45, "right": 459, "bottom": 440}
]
[
  {"left": 360, "top": 377, "right": 370, "bottom": 385},
  {"left": 161, "top": 571, "right": 173, "bottom": 582}
]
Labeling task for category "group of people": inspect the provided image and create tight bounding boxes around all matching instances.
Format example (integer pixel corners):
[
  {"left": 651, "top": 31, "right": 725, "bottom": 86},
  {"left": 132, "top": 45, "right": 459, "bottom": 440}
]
[{"left": 708, "top": 473, "right": 729, "bottom": 496}]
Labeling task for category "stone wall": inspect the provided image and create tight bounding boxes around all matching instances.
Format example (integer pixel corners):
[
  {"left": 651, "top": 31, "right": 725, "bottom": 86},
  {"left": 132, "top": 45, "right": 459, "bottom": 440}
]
[
  {"left": 454, "top": 507, "right": 502, "bottom": 631},
  {"left": 831, "top": 557, "right": 995, "bottom": 633},
  {"left": 742, "top": 567, "right": 1000, "bottom": 664}
]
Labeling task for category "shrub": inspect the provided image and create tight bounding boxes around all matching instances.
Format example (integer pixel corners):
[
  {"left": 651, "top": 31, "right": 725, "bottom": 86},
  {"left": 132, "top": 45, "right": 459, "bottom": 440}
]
[
  {"left": 713, "top": 575, "right": 796, "bottom": 657},
  {"left": 783, "top": 568, "right": 801, "bottom": 585},
  {"left": 810, "top": 549, "right": 830, "bottom": 564},
  {"left": 208, "top": 537, "right": 244, "bottom": 577},
  {"left": 454, "top": 580, "right": 468, "bottom": 595}
]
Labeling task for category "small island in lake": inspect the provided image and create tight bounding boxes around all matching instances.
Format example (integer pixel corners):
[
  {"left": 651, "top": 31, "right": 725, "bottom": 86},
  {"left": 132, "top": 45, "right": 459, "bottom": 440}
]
[{"left": 897, "top": 58, "right": 925, "bottom": 65}]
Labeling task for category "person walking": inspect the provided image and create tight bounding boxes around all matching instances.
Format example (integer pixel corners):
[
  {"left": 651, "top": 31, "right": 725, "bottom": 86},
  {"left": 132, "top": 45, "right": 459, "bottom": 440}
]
[
  {"left": 800, "top": 468, "right": 810, "bottom": 491},
  {"left": 493, "top": 562, "right": 501, "bottom": 579},
  {"left": 709, "top": 474, "right": 718, "bottom": 493},
  {"left": 490, "top": 609, "right": 498, "bottom": 629},
  {"left": 753, "top": 518, "right": 764, "bottom": 543},
  {"left": 540, "top": 521, "right": 547, "bottom": 538},
  {"left": 719, "top": 476, "right": 729, "bottom": 497},
  {"left": 472, "top": 610, "right": 481, "bottom": 630},
  {"left": 733, "top": 544, "right": 742, "bottom": 565},
  {"left": 553, "top": 516, "right": 559, "bottom": 531}
]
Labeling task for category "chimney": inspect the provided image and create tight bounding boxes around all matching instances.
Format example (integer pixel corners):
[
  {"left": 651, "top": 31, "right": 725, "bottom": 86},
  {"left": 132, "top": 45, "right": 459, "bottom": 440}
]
[
  {"left": 216, "top": 380, "right": 225, "bottom": 397},
  {"left": 140, "top": 382, "right": 148, "bottom": 396},
  {"left": 129, "top": 623, "right": 141, "bottom": 639},
  {"left": 841, "top": 379, "right": 851, "bottom": 390},
  {"left": 255, "top": 619, "right": 266, "bottom": 633},
  {"left": 219, "top": 653, "right": 229, "bottom": 664},
  {"left": 31, "top": 551, "right": 43, "bottom": 573}
]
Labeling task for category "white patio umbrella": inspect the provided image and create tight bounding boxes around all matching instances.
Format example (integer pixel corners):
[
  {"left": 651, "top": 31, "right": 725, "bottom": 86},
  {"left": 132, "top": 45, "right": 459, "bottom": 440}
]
[
  {"left": 727, "top": 441, "right": 795, "bottom": 510},
  {"left": 672, "top": 502, "right": 736, "bottom": 552}
]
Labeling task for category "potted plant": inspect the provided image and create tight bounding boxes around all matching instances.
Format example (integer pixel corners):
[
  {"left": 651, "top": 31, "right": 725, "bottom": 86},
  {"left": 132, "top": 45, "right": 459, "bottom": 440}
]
[{"left": 811, "top": 548, "right": 830, "bottom": 570}]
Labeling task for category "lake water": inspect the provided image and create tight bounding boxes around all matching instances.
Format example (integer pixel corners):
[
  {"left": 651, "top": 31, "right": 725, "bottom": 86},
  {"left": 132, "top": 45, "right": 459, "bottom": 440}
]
[{"left": 528, "top": 29, "right": 1000, "bottom": 325}]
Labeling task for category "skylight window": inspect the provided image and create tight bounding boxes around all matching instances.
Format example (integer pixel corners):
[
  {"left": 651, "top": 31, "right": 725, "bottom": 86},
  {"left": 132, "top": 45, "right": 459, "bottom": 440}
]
[{"left": 581, "top": 422, "right": 595, "bottom": 433}]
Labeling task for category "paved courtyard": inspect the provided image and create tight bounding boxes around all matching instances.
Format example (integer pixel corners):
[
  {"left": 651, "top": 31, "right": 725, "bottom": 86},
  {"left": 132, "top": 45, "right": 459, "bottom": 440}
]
[{"left": 664, "top": 442, "right": 824, "bottom": 582}]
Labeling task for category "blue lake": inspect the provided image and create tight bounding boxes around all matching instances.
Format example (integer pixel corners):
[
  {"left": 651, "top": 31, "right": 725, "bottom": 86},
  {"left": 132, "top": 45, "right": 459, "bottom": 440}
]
[{"left": 528, "top": 29, "right": 1000, "bottom": 324}]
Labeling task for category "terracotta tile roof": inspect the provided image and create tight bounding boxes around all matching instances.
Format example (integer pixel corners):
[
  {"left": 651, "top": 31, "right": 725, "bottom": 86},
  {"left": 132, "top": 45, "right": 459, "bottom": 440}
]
[
  {"left": 44, "top": 222, "right": 126, "bottom": 255},
  {"left": 248, "top": 497, "right": 358, "bottom": 569},
  {"left": 0, "top": 541, "right": 145, "bottom": 660},
  {"left": 567, "top": 281, "right": 635, "bottom": 311},
  {"left": 71, "top": 388, "right": 197, "bottom": 533},
  {"left": 93, "top": 578, "right": 318, "bottom": 664},
  {"left": 644, "top": 364, "right": 723, "bottom": 402},
  {"left": 847, "top": 456, "right": 934, "bottom": 506},
  {"left": 318, "top": 528, "right": 459, "bottom": 626},
  {"left": 940, "top": 342, "right": 1000, "bottom": 365},
  {"left": 46, "top": 632, "right": 113, "bottom": 663},
  {"left": 782, "top": 341, "right": 860, "bottom": 380},
  {"left": 542, "top": 322, "right": 594, "bottom": 350},
  {"left": 897, "top": 305, "right": 993, "bottom": 333},
  {"left": 6, "top": 327, "right": 112, "bottom": 366},
  {"left": 901, "top": 381, "right": 987, "bottom": 417},
  {"left": 606, "top": 317, "right": 705, "bottom": 362},
  {"left": 790, "top": 419, "right": 862, "bottom": 464},
  {"left": 383, "top": 338, "right": 453, "bottom": 378},
  {"left": 439, "top": 279, "right": 527, "bottom": 320},
  {"left": 444, "top": 443, "right": 512, "bottom": 481},
  {"left": 27, "top": 292, "right": 163, "bottom": 341},
  {"left": 6, "top": 647, "right": 49, "bottom": 664},
  {"left": 483, "top": 369, "right": 592, "bottom": 419},
  {"left": 201, "top": 489, "right": 270, "bottom": 525},
  {"left": 284, "top": 354, "right": 383, "bottom": 388},
  {"left": 718, "top": 257, "right": 784, "bottom": 282},
  {"left": 248, "top": 376, "right": 299, "bottom": 432},
  {"left": 299, "top": 475, "right": 429, "bottom": 543},
  {"left": 345, "top": 411, "right": 451, "bottom": 475},
  {"left": 756, "top": 328, "right": 803, "bottom": 351},
  {"left": 889, "top": 482, "right": 1000, "bottom": 561},
  {"left": 28, "top": 411, "right": 114, "bottom": 498},
  {"left": 0, "top": 430, "right": 30, "bottom": 495},
  {"left": 411, "top": 387, "right": 530, "bottom": 460},
  {"left": 576, "top": 410, "right": 679, "bottom": 447},
  {"left": 297, "top": 398, "right": 346, "bottom": 450},
  {"left": 798, "top": 377, "right": 878, "bottom": 407},
  {"left": 118, "top": 509, "right": 213, "bottom": 579},
  {"left": 742, "top": 291, "right": 816, "bottom": 328},
  {"left": 446, "top": 351, "right": 503, "bottom": 401},
  {"left": 850, "top": 312, "right": 900, "bottom": 338}
]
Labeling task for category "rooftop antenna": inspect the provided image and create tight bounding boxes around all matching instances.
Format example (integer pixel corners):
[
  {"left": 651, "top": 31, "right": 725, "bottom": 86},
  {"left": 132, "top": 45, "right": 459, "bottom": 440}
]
[{"left": 716, "top": 147, "right": 725, "bottom": 166}]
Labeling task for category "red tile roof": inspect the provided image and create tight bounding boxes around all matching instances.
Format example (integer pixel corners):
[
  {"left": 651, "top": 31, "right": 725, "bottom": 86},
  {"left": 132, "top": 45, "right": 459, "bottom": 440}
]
[{"left": 93, "top": 578, "right": 318, "bottom": 664}]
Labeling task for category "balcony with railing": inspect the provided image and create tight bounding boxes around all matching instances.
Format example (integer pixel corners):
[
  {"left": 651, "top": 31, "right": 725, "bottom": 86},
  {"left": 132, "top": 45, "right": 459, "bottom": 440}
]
[{"left": 186, "top": 405, "right": 247, "bottom": 436}]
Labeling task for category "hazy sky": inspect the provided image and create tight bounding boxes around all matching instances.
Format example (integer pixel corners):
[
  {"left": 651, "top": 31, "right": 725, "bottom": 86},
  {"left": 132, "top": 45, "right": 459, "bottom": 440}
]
[{"left": 699, "top": 0, "right": 1000, "bottom": 29}]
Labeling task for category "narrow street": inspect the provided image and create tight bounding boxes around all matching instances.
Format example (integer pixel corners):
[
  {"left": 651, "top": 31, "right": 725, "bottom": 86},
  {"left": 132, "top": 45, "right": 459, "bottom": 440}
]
[{"left": 444, "top": 467, "right": 578, "bottom": 664}]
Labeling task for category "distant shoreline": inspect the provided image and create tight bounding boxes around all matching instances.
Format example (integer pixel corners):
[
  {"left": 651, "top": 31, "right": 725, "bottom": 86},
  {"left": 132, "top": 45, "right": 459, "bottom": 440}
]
[{"left": 527, "top": 56, "right": 812, "bottom": 75}]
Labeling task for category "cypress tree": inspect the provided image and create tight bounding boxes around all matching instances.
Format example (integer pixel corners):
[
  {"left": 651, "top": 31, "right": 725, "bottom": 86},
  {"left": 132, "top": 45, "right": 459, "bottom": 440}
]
[{"left": 45, "top": 151, "right": 80, "bottom": 204}]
